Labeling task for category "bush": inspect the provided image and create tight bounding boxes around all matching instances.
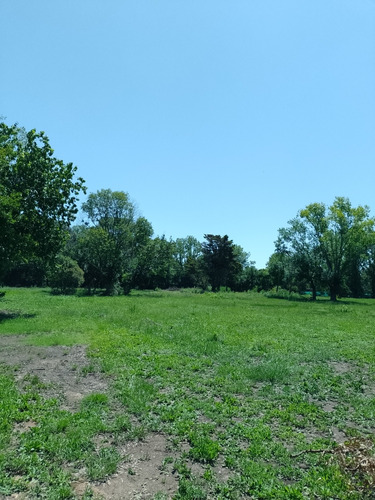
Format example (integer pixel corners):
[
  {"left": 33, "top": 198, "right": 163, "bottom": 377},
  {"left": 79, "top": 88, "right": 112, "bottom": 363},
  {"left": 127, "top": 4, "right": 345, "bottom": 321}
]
[
  {"left": 48, "top": 255, "right": 84, "bottom": 294},
  {"left": 263, "top": 288, "right": 310, "bottom": 301},
  {"left": 121, "top": 272, "right": 132, "bottom": 295}
]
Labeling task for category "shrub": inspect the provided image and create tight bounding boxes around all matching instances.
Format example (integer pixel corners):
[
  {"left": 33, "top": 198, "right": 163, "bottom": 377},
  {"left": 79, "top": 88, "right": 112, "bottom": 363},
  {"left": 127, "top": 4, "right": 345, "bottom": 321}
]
[
  {"left": 121, "top": 272, "right": 132, "bottom": 295},
  {"left": 264, "top": 288, "right": 309, "bottom": 301},
  {"left": 48, "top": 255, "right": 84, "bottom": 294}
]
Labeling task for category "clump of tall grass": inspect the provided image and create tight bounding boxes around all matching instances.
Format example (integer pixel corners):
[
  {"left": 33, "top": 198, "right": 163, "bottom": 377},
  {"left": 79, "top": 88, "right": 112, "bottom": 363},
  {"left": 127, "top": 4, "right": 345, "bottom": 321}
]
[{"left": 245, "top": 356, "right": 292, "bottom": 383}]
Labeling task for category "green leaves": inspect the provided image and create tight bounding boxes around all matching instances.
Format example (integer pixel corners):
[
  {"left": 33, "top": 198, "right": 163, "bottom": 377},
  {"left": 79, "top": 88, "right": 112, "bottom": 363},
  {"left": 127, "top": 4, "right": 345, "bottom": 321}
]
[
  {"left": 77, "top": 189, "right": 154, "bottom": 294},
  {"left": 277, "top": 197, "right": 375, "bottom": 300},
  {"left": 0, "top": 122, "right": 85, "bottom": 279},
  {"left": 202, "top": 234, "right": 241, "bottom": 292}
]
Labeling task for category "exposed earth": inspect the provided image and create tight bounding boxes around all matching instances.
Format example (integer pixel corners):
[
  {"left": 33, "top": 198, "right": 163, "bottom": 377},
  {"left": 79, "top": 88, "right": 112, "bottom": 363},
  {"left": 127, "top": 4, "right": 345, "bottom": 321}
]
[{"left": 0, "top": 335, "right": 180, "bottom": 499}]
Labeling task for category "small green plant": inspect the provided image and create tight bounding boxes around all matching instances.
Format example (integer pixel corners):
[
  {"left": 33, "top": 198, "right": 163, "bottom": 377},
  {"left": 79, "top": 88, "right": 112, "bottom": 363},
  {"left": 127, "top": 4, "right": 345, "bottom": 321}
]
[
  {"left": 189, "top": 433, "right": 220, "bottom": 464},
  {"left": 86, "top": 447, "right": 121, "bottom": 481},
  {"left": 160, "top": 456, "right": 174, "bottom": 471},
  {"left": 112, "top": 414, "right": 131, "bottom": 433},
  {"left": 175, "top": 478, "right": 207, "bottom": 500},
  {"left": 81, "top": 363, "right": 97, "bottom": 376},
  {"left": 153, "top": 493, "right": 169, "bottom": 500},
  {"left": 81, "top": 393, "right": 108, "bottom": 410},
  {"left": 81, "top": 487, "right": 96, "bottom": 499}
]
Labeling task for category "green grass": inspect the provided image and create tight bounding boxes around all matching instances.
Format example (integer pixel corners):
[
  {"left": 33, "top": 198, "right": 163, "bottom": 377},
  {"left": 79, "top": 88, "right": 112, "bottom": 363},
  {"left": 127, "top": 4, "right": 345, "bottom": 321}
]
[{"left": 1, "top": 288, "right": 375, "bottom": 498}]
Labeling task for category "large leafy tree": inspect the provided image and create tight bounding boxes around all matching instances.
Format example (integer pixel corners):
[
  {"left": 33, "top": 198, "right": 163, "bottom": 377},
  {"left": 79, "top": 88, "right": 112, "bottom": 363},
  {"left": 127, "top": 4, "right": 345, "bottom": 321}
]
[
  {"left": 0, "top": 122, "right": 85, "bottom": 281},
  {"left": 132, "top": 236, "right": 176, "bottom": 290},
  {"left": 363, "top": 237, "right": 375, "bottom": 298},
  {"left": 266, "top": 252, "right": 290, "bottom": 292},
  {"left": 275, "top": 217, "right": 323, "bottom": 300},
  {"left": 67, "top": 226, "right": 117, "bottom": 293},
  {"left": 81, "top": 189, "right": 136, "bottom": 293},
  {"left": 173, "top": 236, "right": 202, "bottom": 287},
  {"left": 228, "top": 245, "right": 255, "bottom": 291},
  {"left": 80, "top": 189, "right": 153, "bottom": 294},
  {"left": 202, "top": 234, "right": 240, "bottom": 292},
  {"left": 277, "top": 197, "right": 374, "bottom": 301}
]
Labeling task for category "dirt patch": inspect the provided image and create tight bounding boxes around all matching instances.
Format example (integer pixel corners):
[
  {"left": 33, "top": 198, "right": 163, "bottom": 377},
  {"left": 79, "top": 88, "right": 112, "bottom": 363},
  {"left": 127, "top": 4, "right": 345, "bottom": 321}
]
[
  {"left": 328, "top": 361, "right": 354, "bottom": 375},
  {"left": 0, "top": 334, "right": 108, "bottom": 411},
  {"left": 73, "top": 434, "right": 180, "bottom": 499},
  {"left": 330, "top": 427, "right": 347, "bottom": 444},
  {"left": 321, "top": 400, "right": 338, "bottom": 412},
  {"left": 13, "top": 420, "right": 38, "bottom": 433},
  {"left": 0, "top": 335, "right": 181, "bottom": 499},
  {"left": 0, "top": 494, "right": 26, "bottom": 500},
  {"left": 77, "top": 435, "right": 231, "bottom": 500}
]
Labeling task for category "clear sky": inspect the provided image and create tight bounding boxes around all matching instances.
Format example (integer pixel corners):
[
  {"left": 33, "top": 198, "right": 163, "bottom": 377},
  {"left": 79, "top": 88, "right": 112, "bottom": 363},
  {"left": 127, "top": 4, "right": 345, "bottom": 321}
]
[{"left": 1, "top": 1, "right": 374, "bottom": 268}]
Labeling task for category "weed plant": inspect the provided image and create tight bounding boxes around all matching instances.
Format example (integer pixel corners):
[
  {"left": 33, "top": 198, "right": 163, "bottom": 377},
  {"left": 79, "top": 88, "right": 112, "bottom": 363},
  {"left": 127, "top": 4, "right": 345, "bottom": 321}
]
[{"left": 0, "top": 288, "right": 375, "bottom": 498}]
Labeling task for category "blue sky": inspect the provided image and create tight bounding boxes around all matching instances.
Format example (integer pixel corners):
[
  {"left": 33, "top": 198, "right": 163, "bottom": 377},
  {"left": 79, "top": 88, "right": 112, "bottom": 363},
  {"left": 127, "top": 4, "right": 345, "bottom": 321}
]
[{"left": 1, "top": 0, "right": 374, "bottom": 267}]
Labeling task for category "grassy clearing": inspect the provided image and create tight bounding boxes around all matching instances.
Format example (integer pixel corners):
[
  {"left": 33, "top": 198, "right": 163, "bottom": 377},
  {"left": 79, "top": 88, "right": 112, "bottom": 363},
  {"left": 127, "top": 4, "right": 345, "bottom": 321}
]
[{"left": 0, "top": 288, "right": 375, "bottom": 498}]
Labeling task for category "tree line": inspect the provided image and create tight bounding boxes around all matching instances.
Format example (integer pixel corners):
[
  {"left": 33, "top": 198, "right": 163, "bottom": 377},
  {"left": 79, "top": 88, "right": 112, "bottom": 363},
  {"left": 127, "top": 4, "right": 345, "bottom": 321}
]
[
  {"left": 1, "top": 121, "right": 375, "bottom": 301},
  {"left": 4, "top": 187, "right": 258, "bottom": 295}
]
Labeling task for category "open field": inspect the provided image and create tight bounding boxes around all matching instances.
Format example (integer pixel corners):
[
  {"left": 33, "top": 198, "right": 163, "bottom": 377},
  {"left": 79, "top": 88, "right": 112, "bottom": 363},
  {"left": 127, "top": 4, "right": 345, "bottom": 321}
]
[{"left": 0, "top": 289, "right": 375, "bottom": 499}]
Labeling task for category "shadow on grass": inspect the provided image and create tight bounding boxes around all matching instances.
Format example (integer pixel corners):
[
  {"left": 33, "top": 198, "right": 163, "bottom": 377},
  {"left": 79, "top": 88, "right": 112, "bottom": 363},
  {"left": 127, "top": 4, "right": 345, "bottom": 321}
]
[
  {"left": 324, "top": 299, "right": 373, "bottom": 306},
  {"left": 264, "top": 296, "right": 373, "bottom": 307},
  {"left": 41, "top": 288, "right": 136, "bottom": 298},
  {"left": 0, "top": 310, "right": 36, "bottom": 323},
  {"left": 40, "top": 288, "right": 105, "bottom": 297},
  {"left": 130, "top": 291, "right": 165, "bottom": 299},
  {"left": 265, "top": 295, "right": 312, "bottom": 303}
]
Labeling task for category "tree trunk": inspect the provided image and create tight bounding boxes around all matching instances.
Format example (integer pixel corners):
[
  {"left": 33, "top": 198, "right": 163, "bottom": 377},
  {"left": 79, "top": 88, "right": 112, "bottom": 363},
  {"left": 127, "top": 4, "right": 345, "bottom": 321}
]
[
  {"left": 329, "top": 285, "right": 338, "bottom": 301},
  {"left": 311, "top": 284, "right": 317, "bottom": 301},
  {"left": 329, "top": 275, "right": 340, "bottom": 301},
  {"left": 371, "top": 274, "right": 375, "bottom": 299}
]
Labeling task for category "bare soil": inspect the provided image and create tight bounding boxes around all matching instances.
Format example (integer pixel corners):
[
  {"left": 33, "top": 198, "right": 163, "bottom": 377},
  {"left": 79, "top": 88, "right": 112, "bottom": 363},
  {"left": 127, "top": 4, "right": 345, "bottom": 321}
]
[
  {"left": 0, "top": 335, "right": 108, "bottom": 411},
  {"left": 74, "top": 434, "right": 179, "bottom": 499},
  {"left": 0, "top": 335, "right": 180, "bottom": 499}
]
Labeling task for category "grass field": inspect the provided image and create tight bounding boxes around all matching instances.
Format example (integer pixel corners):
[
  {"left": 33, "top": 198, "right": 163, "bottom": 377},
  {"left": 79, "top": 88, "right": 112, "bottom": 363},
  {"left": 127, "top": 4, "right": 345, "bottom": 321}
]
[{"left": 0, "top": 288, "right": 375, "bottom": 499}]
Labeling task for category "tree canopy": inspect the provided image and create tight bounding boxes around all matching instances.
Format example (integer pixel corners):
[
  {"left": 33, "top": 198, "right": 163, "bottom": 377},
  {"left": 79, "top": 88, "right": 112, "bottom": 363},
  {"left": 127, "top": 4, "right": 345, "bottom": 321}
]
[
  {"left": 276, "top": 197, "right": 375, "bottom": 300},
  {"left": 75, "top": 189, "right": 153, "bottom": 294},
  {"left": 0, "top": 122, "right": 85, "bottom": 281},
  {"left": 202, "top": 234, "right": 241, "bottom": 292},
  {"left": 3, "top": 122, "right": 375, "bottom": 300}
]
